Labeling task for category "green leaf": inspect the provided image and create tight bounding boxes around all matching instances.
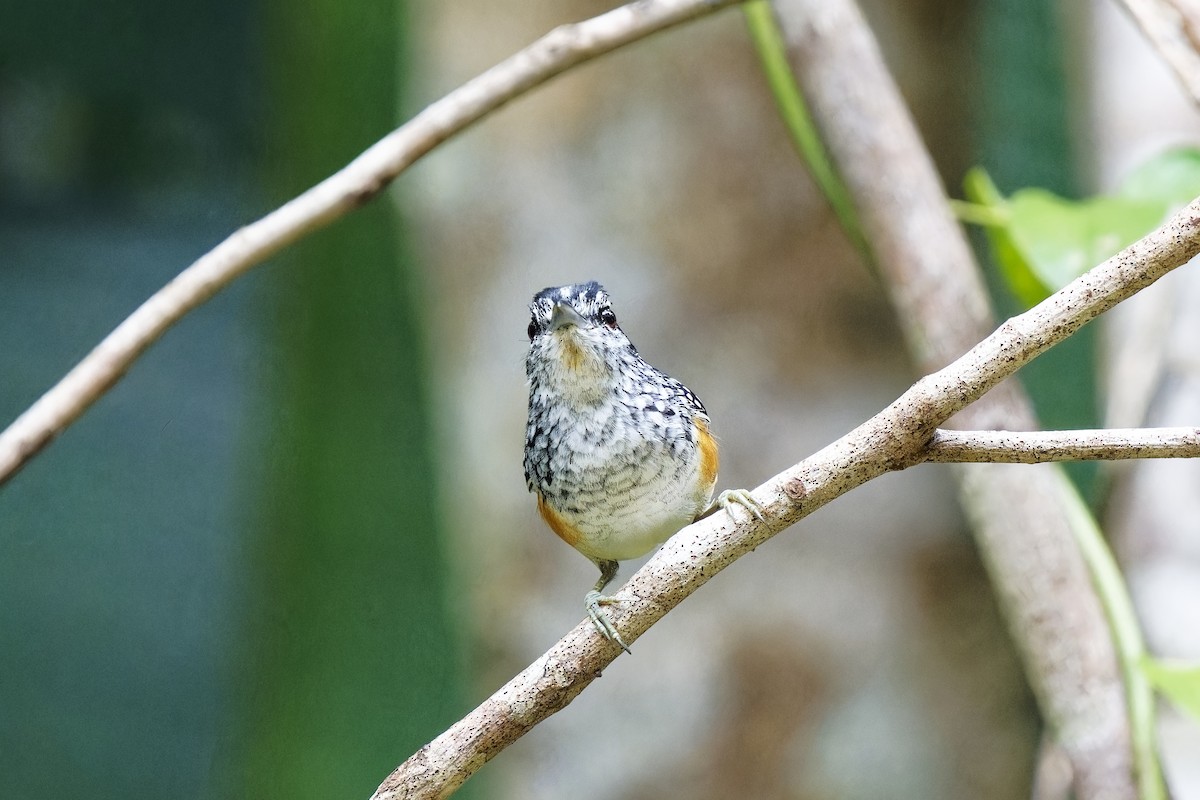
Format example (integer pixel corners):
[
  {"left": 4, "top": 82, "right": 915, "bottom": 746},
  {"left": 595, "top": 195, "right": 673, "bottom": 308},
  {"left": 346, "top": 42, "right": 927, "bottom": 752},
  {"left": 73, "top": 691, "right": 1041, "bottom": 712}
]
[
  {"left": 1006, "top": 189, "right": 1165, "bottom": 294},
  {"left": 1118, "top": 147, "right": 1200, "bottom": 208},
  {"left": 1143, "top": 658, "right": 1200, "bottom": 723},
  {"left": 962, "top": 167, "right": 1048, "bottom": 306},
  {"left": 961, "top": 150, "right": 1200, "bottom": 305}
]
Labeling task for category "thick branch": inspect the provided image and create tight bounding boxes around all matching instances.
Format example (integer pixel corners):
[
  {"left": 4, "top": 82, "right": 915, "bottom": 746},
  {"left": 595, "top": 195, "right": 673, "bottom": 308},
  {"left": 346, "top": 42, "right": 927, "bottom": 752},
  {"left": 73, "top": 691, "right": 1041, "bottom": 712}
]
[
  {"left": 0, "top": 0, "right": 742, "bottom": 488},
  {"left": 1118, "top": 0, "right": 1200, "bottom": 108},
  {"left": 372, "top": 196, "right": 1200, "bottom": 799},
  {"left": 924, "top": 427, "right": 1200, "bottom": 463}
]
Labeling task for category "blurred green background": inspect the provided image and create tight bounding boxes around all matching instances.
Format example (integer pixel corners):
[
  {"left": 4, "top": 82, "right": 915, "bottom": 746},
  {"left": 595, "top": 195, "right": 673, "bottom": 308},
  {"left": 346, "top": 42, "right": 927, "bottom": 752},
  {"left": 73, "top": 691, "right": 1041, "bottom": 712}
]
[
  {"left": 1, "top": 0, "right": 464, "bottom": 798},
  {"left": 0, "top": 0, "right": 1114, "bottom": 798}
]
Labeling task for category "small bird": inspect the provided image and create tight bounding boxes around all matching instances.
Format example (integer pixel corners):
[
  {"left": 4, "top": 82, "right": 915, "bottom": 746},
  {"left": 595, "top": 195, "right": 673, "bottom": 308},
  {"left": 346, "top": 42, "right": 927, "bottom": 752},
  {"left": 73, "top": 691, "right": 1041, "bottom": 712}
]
[{"left": 523, "top": 281, "right": 760, "bottom": 652}]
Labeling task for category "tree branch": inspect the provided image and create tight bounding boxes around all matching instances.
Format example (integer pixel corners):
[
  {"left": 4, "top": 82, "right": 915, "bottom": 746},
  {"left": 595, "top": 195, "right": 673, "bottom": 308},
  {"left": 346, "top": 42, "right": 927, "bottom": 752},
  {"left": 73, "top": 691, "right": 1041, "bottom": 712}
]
[
  {"left": 371, "top": 194, "right": 1200, "bottom": 798},
  {"left": 1118, "top": 0, "right": 1200, "bottom": 107},
  {"left": 4, "top": 0, "right": 1195, "bottom": 794},
  {"left": 0, "top": 0, "right": 743, "bottom": 488},
  {"left": 924, "top": 427, "right": 1200, "bottom": 463},
  {"left": 770, "top": 0, "right": 1155, "bottom": 794}
]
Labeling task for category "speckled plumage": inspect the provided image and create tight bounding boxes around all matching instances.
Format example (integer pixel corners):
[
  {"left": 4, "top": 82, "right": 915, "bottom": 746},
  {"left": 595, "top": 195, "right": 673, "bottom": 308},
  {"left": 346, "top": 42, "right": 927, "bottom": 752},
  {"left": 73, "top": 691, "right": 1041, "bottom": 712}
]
[{"left": 523, "top": 281, "right": 717, "bottom": 564}]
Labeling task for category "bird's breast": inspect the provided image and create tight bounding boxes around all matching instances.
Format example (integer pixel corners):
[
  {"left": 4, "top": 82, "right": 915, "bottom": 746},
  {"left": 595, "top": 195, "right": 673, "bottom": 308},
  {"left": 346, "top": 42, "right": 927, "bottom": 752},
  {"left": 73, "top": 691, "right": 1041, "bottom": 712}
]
[{"left": 526, "top": 399, "right": 715, "bottom": 561}]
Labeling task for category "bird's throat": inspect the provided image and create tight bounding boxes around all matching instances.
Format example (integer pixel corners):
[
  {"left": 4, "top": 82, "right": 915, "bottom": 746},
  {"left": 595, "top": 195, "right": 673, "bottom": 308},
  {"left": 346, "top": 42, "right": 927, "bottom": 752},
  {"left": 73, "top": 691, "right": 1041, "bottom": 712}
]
[
  {"left": 560, "top": 336, "right": 586, "bottom": 372},
  {"left": 547, "top": 332, "right": 610, "bottom": 406}
]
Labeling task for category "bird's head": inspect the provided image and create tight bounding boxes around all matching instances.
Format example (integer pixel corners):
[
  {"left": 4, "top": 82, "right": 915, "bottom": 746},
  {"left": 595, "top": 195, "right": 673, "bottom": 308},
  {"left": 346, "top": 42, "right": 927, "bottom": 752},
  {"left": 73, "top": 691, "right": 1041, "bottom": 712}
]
[{"left": 525, "top": 281, "right": 637, "bottom": 390}]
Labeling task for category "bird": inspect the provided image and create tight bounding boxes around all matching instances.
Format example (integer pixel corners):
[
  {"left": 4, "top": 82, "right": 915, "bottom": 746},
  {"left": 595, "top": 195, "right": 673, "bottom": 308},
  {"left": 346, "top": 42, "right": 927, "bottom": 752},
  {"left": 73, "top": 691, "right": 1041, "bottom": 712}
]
[{"left": 523, "top": 281, "right": 761, "bottom": 652}]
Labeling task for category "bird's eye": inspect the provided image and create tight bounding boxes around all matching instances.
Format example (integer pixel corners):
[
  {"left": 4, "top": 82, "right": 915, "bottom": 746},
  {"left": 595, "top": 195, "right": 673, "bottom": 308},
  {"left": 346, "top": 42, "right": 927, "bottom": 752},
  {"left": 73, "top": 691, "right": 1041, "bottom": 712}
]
[
  {"left": 527, "top": 318, "right": 538, "bottom": 340},
  {"left": 599, "top": 307, "right": 618, "bottom": 329}
]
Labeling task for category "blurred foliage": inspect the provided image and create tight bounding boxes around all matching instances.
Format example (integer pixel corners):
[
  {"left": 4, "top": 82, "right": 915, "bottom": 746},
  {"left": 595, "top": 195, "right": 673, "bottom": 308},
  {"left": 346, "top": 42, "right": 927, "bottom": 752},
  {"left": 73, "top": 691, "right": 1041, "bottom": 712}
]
[
  {"left": 0, "top": 213, "right": 259, "bottom": 800},
  {"left": 225, "top": 1, "right": 466, "bottom": 799},
  {"left": 971, "top": 0, "right": 1075, "bottom": 200},
  {"left": 962, "top": 149, "right": 1200, "bottom": 304},
  {"left": 1, "top": 1, "right": 262, "bottom": 798},
  {"left": 970, "top": 0, "right": 1099, "bottom": 502},
  {"left": 1, "top": 0, "right": 466, "bottom": 797},
  {"left": 0, "top": 0, "right": 256, "bottom": 202},
  {"left": 1143, "top": 660, "right": 1200, "bottom": 724}
]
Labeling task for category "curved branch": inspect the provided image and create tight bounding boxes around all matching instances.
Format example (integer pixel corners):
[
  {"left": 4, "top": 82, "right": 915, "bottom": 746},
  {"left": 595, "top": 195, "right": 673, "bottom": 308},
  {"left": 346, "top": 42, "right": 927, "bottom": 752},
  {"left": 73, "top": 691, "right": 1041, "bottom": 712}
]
[
  {"left": 371, "top": 197, "right": 1200, "bottom": 799},
  {"left": 924, "top": 427, "right": 1200, "bottom": 463},
  {"left": 0, "top": 0, "right": 743, "bottom": 488}
]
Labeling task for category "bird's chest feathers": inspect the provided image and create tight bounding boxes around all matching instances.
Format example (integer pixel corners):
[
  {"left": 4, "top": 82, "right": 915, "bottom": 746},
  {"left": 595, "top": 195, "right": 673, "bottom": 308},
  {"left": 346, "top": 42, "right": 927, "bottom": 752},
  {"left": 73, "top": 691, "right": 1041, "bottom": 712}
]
[{"left": 531, "top": 389, "right": 689, "bottom": 483}]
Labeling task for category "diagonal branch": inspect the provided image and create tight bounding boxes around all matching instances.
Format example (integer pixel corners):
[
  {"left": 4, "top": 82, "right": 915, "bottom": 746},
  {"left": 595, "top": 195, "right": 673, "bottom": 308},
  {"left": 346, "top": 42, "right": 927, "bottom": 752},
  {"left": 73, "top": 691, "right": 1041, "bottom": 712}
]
[
  {"left": 924, "top": 427, "right": 1200, "bottom": 463},
  {"left": 1118, "top": 0, "right": 1200, "bottom": 107},
  {"left": 0, "top": 0, "right": 744, "bottom": 488},
  {"left": 370, "top": 197, "right": 1200, "bottom": 799}
]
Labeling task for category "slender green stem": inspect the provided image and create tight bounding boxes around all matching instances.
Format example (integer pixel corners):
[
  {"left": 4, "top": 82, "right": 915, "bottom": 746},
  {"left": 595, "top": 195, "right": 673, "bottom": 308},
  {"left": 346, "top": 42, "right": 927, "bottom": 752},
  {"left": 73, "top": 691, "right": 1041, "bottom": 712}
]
[
  {"left": 742, "top": 0, "right": 870, "bottom": 261},
  {"left": 948, "top": 198, "right": 1009, "bottom": 228},
  {"left": 1060, "top": 479, "right": 1165, "bottom": 800}
]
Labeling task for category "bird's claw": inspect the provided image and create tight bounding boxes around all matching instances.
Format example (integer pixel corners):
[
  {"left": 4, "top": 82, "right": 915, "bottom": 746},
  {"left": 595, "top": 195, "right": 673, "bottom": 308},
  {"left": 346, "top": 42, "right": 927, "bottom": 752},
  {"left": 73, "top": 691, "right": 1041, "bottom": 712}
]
[
  {"left": 585, "top": 590, "right": 631, "bottom": 653},
  {"left": 716, "top": 488, "right": 765, "bottom": 521}
]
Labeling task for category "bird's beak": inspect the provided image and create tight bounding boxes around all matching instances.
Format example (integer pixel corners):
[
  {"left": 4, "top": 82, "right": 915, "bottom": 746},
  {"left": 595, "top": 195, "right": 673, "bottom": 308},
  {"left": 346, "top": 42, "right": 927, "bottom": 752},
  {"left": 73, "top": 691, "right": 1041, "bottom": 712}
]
[{"left": 549, "top": 301, "right": 588, "bottom": 332}]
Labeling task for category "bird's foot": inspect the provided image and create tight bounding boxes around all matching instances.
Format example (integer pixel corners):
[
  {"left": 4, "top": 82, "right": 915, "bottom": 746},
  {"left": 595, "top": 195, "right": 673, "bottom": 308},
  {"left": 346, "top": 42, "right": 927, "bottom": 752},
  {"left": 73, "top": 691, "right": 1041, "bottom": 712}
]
[
  {"left": 714, "top": 488, "right": 765, "bottom": 521},
  {"left": 585, "top": 590, "right": 631, "bottom": 654}
]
